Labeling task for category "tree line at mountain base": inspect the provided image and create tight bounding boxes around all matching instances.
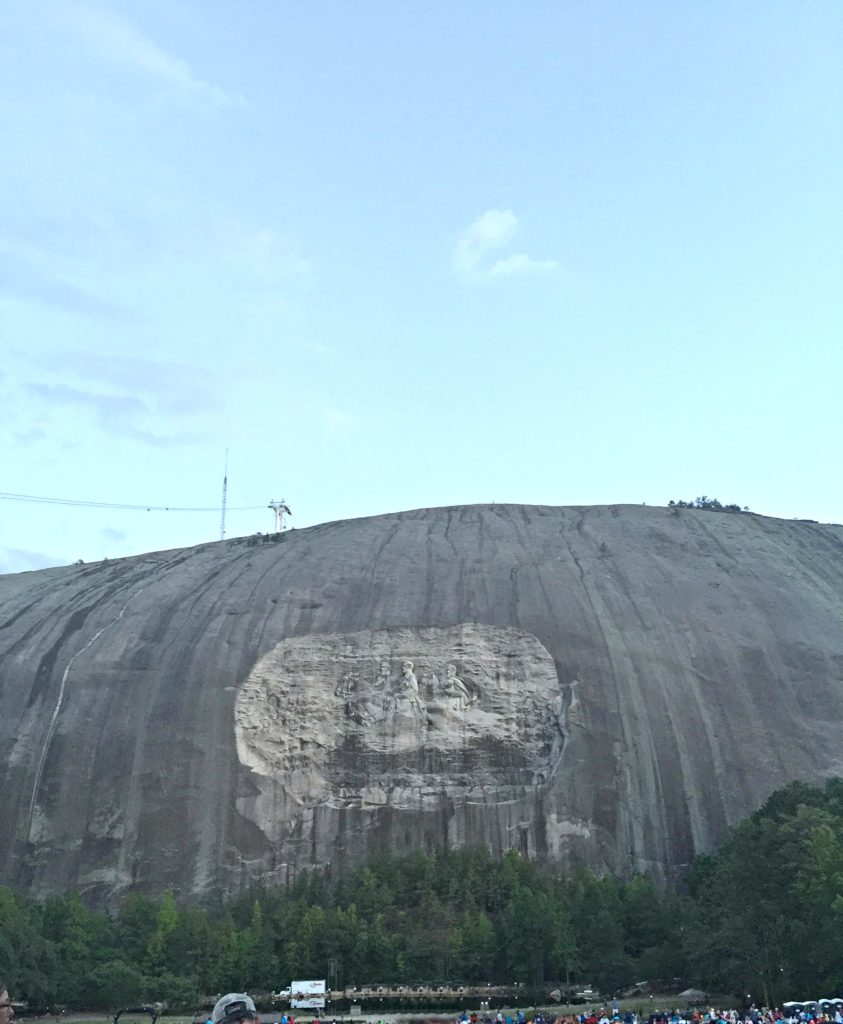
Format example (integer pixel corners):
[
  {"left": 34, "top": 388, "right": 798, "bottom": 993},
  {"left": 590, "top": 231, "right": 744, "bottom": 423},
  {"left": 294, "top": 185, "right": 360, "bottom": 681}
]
[{"left": 2, "top": 780, "right": 843, "bottom": 1011}]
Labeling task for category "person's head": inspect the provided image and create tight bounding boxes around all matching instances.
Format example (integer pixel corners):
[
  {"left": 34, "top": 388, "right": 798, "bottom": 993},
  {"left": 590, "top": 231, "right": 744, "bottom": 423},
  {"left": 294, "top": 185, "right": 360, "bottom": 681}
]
[
  {"left": 212, "top": 995, "right": 257, "bottom": 1024},
  {"left": 0, "top": 985, "right": 13, "bottom": 1024}
]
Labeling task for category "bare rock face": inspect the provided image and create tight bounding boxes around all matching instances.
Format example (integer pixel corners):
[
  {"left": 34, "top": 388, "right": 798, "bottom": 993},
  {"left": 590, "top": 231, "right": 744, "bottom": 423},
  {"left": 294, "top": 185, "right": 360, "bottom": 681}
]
[{"left": 0, "top": 503, "right": 842, "bottom": 905}]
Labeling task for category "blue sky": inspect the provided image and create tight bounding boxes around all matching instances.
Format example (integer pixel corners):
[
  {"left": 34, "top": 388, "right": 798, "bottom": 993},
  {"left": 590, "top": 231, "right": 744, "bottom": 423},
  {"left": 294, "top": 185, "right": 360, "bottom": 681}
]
[{"left": 1, "top": 1, "right": 841, "bottom": 573}]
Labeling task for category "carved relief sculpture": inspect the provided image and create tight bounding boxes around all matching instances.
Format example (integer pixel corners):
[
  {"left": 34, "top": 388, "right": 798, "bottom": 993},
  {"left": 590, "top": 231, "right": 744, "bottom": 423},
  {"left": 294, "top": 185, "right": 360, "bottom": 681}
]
[
  {"left": 392, "top": 659, "right": 426, "bottom": 718},
  {"left": 235, "top": 623, "right": 568, "bottom": 842},
  {"left": 441, "top": 662, "right": 476, "bottom": 710}
]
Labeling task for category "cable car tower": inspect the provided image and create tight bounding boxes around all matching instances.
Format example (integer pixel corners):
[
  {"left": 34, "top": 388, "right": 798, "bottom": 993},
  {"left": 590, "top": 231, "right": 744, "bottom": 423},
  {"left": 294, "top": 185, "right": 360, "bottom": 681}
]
[
  {"left": 219, "top": 449, "right": 229, "bottom": 540},
  {"left": 268, "top": 499, "right": 292, "bottom": 532}
]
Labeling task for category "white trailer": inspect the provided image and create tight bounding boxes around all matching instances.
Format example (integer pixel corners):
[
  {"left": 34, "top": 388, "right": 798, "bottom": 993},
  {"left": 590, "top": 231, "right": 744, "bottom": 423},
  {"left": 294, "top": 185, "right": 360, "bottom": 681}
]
[{"left": 290, "top": 981, "right": 326, "bottom": 1011}]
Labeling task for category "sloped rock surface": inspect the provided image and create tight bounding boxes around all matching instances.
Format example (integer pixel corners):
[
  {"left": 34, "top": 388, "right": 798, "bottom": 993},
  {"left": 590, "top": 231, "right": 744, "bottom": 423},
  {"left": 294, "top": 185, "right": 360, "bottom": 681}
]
[{"left": 0, "top": 503, "right": 842, "bottom": 905}]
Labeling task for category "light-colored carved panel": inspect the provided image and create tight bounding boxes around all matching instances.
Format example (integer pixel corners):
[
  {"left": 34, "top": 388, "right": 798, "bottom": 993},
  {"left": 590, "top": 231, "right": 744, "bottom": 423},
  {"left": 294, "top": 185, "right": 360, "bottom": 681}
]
[{"left": 235, "top": 623, "right": 564, "bottom": 808}]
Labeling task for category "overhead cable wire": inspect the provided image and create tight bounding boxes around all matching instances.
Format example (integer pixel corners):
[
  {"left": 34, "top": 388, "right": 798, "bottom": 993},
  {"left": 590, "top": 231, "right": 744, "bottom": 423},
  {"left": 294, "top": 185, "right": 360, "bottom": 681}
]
[{"left": 0, "top": 491, "right": 265, "bottom": 513}]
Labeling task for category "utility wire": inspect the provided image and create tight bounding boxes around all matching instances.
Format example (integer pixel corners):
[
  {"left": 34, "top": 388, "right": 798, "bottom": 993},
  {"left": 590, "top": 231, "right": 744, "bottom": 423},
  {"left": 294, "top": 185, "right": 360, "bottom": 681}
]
[{"left": 0, "top": 491, "right": 265, "bottom": 513}]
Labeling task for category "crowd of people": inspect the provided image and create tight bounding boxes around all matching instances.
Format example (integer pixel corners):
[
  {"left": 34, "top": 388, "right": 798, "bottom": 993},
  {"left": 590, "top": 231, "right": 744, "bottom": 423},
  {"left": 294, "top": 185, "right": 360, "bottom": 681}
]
[
  {"left": 2, "top": 980, "right": 842, "bottom": 1024},
  {"left": 640, "top": 1009, "right": 843, "bottom": 1024},
  {"left": 472, "top": 1006, "right": 843, "bottom": 1024},
  {"left": 483, "top": 1007, "right": 843, "bottom": 1024}
]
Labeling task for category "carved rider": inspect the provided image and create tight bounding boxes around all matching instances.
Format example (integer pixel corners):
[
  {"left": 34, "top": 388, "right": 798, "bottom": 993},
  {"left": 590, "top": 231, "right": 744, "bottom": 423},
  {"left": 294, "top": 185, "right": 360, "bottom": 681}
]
[
  {"left": 336, "top": 670, "right": 372, "bottom": 724},
  {"left": 442, "top": 662, "right": 476, "bottom": 710},
  {"left": 393, "top": 659, "right": 425, "bottom": 716},
  {"left": 376, "top": 659, "right": 392, "bottom": 686},
  {"left": 335, "top": 670, "right": 358, "bottom": 698}
]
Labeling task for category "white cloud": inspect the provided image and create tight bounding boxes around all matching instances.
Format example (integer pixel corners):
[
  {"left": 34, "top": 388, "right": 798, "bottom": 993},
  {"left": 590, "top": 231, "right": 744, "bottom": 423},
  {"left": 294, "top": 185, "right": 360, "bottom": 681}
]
[
  {"left": 324, "top": 408, "right": 356, "bottom": 433},
  {"left": 452, "top": 209, "right": 558, "bottom": 282},
  {"left": 489, "top": 252, "right": 559, "bottom": 278},
  {"left": 305, "top": 341, "right": 333, "bottom": 356},
  {"left": 62, "top": 3, "right": 238, "bottom": 107},
  {"left": 0, "top": 239, "right": 135, "bottom": 321},
  {"left": 29, "top": 351, "right": 220, "bottom": 416},
  {"left": 100, "top": 527, "right": 128, "bottom": 542},
  {"left": 17, "top": 352, "right": 221, "bottom": 447},
  {"left": 0, "top": 547, "right": 61, "bottom": 575},
  {"left": 13, "top": 428, "right": 47, "bottom": 446},
  {"left": 228, "top": 225, "right": 312, "bottom": 282}
]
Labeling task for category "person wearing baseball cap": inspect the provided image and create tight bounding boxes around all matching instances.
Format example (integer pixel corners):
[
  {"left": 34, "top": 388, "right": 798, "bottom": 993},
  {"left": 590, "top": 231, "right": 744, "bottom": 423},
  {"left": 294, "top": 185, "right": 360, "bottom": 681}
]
[{"left": 212, "top": 995, "right": 258, "bottom": 1024}]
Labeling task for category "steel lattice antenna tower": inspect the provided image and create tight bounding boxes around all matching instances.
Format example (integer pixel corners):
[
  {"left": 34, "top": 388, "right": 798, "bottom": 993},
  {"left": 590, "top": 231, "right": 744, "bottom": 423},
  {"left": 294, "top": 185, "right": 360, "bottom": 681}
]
[
  {"left": 219, "top": 449, "right": 229, "bottom": 540},
  {"left": 268, "top": 498, "right": 291, "bottom": 532}
]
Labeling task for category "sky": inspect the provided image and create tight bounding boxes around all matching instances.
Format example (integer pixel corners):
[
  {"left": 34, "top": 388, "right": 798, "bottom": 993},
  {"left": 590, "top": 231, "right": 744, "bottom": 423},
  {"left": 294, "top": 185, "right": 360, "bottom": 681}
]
[{"left": 1, "top": 1, "right": 842, "bottom": 574}]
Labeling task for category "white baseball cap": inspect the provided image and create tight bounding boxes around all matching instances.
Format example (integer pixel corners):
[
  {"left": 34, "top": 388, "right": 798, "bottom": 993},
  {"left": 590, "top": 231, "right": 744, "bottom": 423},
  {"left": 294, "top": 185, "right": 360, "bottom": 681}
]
[{"left": 212, "top": 995, "right": 257, "bottom": 1024}]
